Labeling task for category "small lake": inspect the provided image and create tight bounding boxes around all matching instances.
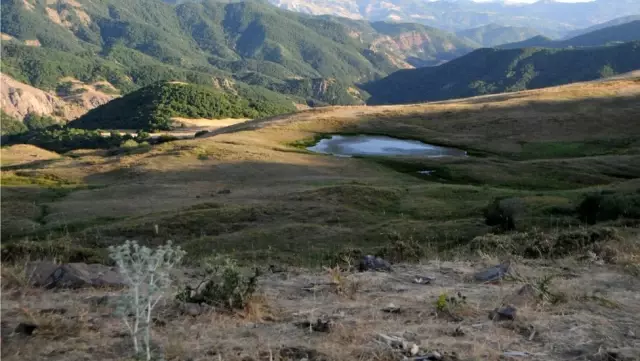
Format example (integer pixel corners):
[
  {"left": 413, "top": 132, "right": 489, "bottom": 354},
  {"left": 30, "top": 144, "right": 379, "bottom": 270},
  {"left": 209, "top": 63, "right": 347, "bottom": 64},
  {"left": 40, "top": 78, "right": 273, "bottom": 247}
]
[{"left": 307, "top": 135, "right": 467, "bottom": 157}]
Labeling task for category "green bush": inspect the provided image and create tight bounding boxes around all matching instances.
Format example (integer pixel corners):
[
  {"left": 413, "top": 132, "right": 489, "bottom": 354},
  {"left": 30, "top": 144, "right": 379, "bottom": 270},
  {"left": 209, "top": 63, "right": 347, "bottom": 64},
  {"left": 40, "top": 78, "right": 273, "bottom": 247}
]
[
  {"left": 177, "top": 257, "right": 260, "bottom": 310},
  {"left": 0, "top": 110, "right": 27, "bottom": 136},
  {"left": 484, "top": 197, "right": 525, "bottom": 231},
  {"left": 23, "top": 113, "right": 58, "bottom": 130},
  {"left": 577, "top": 190, "right": 640, "bottom": 224}
]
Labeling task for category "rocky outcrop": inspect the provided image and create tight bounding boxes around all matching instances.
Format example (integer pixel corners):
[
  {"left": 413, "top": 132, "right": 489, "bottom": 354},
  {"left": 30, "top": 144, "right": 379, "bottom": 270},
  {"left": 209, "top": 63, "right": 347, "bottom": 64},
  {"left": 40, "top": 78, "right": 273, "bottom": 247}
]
[{"left": 0, "top": 73, "right": 115, "bottom": 122}]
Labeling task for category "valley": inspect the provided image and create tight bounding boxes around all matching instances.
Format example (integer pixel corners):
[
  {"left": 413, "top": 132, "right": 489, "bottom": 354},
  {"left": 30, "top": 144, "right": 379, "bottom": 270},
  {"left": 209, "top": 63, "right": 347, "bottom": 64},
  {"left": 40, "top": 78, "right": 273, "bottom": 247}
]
[{"left": 1, "top": 1, "right": 639, "bottom": 360}]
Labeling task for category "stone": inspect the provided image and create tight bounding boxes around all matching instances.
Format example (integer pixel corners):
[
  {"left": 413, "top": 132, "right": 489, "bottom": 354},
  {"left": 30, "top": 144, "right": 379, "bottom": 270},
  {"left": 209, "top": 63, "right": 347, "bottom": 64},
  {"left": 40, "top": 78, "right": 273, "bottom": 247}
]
[
  {"left": 382, "top": 303, "right": 402, "bottom": 314},
  {"left": 27, "top": 262, "right": 126, "bottom": 289},
  {"left": 180, "top": 302, "right": 203, "bottom": 317},
  {"left": 358, "top": 255, "right": 392, "bottom": 272},
  {"left": 294, "top": 318, "right": 332, "bottom": 333},
  {"left": 502, "top": 284, "right": 538, "bottom": 308},
  {"left": 604, "top": 347, "right": 640, "bottom": 361},
  {"left": 280, "top": 346, "right": 330, "bottom": 361},
  {"left": 413, "top": 276, "right": 436, "bottom": 285},
  {"left": 14, "top": 323, "right": 38, "bottom": 336},
  {"left": 489, "top": 305, "right": 517, "bottom": 321},
  {"left": 474, "top": 261, "right": 511, "bottom": 282}
]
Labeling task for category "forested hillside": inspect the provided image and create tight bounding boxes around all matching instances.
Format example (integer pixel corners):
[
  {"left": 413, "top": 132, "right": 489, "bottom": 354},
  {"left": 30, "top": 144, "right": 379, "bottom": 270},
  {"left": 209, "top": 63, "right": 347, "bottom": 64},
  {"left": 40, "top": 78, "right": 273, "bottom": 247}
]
[
  {"left": 365, "top": 41, "right": 640, "bottom": 105},
  {"left": 0, "top": 0, "right": 476, "bottom": 107}
]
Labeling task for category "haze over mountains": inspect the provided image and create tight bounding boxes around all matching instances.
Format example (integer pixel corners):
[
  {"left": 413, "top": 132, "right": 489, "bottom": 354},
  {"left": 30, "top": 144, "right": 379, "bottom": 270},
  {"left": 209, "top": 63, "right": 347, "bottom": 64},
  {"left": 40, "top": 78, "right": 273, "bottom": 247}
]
[{"left": 268, "top": 0, "right": 640, "bottom": 35}]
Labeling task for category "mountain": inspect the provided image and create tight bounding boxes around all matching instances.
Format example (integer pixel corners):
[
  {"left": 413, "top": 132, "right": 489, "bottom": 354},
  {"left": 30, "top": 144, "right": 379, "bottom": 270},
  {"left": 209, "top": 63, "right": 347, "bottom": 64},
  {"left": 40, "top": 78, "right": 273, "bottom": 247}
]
[
  {"left": 563, "top": 14, "right": 640, "bottom": 39},
  {"left": 499, "top": 21, "right": 640, "bottom": 49},
  {"left": 70, "top": 82, "right": 297, "bottom": 131},
  {"left": 457, "top": 23, "right": 541, "bottom": 47},
  {"left": 0, "top": 0, "right": 476, "bottom": 109},
  {"left": 267, "top": 0, "right": 640, "bottom": 35},
  {"left": 364, "top": 41, "right": 640, "bottom": 105}
]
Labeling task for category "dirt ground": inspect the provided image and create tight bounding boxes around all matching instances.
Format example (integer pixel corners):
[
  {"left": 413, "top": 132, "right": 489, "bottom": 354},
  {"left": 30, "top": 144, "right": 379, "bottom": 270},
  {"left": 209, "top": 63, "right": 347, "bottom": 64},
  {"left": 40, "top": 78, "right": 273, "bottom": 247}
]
[{"left": 1, "top": 257, "right": 639, "bottom": 361}]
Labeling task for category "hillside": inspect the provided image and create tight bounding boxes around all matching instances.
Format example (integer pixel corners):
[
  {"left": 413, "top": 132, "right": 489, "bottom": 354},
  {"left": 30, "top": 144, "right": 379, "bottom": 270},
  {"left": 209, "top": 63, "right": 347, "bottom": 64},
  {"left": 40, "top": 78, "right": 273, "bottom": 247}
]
[
  {"left": 457, "top": 24, "right": 541, "bottom": 48},
  {"left": 0, "top": 0, "right": 477, "bottom": 108},
  {"left": 70, "top": 82, "right": 296, "bottom": 131},
  {"left": 564, "top": 14, "right": 640, "bottom": 39},
  {"left": 364, "top": 41, "right": 640, "bottom": 105},
  {"left": 0, "top": 72, "right": 115, "bottom": 121},
  {"left": 2, "top": 75, "right": 640, "bottom": 361},
  {"left": 499, "top": 21, "right": 640, "bottom": 49}
]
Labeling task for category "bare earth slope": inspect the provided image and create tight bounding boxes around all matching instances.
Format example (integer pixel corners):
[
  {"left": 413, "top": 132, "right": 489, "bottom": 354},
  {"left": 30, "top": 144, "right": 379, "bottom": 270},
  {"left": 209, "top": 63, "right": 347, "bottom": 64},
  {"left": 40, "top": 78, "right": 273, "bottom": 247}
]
[{"left": 0, "top": 73, "right": 116, "bottom": 121}]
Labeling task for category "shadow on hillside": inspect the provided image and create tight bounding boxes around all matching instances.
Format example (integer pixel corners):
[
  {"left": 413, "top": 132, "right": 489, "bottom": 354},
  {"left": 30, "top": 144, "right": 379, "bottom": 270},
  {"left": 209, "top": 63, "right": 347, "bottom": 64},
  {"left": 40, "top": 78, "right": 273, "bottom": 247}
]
[{"left": 205, "top": 93, "right": 640, "bottom": 143}]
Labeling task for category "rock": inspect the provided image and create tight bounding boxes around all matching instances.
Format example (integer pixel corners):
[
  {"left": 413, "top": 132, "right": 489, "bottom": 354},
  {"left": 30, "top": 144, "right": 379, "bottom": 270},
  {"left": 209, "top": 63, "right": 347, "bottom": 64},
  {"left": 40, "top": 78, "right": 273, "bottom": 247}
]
[
  {"left": 14, "top": 323, "right": 38, "bottom": 336},
  {"left": 502, "top": 284, "right": 538, "bottom": 308},
  {"left": 85, "top": 295, "right": 116, "bottom": 306},
  {"left": 358, "top": 255, "right": 392, "bottom": 272},
  {"left": 382, "top": 303, "right": 402, "bottom": 314},
  {"left": 489, "top": 305, "right": 517, "bottom": 321},
  {"left": 27, "top": 262, "right": 126, "bottom": 289},
  {"left": 180, "top": 302, "right": 203, "bottom": 317},
  {"left": 452, "top": 326, "right": 466, "bottom": 337},
  {"left": 279, "top": 346, "right": 330, "bottom": 361},
  {"left": 474, "top": 261, "right": 511, "bottom": 282},
  {"left": 217, "top": 189, "right": 231, "bottom": 195},
  {"left": 294, "top": 318, "right": 332, "bottom": 333},
  {"left": 604, "top": 347, "right": 640, "bottom": 361},
  {"left": 38, "top": 308, "right": 67, "bottom": 315},
  {"left": 413, "top": 276, "right": 435, "bottom": 285}
]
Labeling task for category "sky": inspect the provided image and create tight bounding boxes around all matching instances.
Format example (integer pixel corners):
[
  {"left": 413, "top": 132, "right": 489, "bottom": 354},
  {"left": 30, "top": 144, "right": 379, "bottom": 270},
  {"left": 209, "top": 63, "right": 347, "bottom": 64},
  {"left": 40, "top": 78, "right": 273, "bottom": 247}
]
[{"left": 473, "top": 0, "right": 595, "bottom": 3}]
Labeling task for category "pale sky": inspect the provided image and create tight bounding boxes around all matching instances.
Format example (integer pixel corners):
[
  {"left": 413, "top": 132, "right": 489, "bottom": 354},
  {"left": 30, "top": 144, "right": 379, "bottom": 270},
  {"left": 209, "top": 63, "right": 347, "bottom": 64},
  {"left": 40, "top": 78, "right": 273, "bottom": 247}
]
[{"left": 474, "top": 0, "right": 595, "bottom": 3}]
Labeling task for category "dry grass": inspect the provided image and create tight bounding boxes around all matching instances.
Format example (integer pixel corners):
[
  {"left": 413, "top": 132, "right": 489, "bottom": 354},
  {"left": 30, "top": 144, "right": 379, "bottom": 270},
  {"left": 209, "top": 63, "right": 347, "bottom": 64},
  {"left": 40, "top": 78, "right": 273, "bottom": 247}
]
[{"left": 1, "top": 258, "right": 639, "bottom": 360}]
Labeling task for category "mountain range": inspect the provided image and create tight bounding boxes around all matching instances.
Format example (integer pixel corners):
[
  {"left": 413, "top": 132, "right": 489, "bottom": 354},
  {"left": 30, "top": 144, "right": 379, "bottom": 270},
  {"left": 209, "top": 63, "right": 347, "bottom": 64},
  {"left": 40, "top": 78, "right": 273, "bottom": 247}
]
[
  {"left": 1, "top": 0, "right": 640, "bottom": 125},
  {"left": 364, "top": 41, "right": 640, "bottom": 104},
  {"left": 267, "top": 0, "right": 640, "bottom": 36}
]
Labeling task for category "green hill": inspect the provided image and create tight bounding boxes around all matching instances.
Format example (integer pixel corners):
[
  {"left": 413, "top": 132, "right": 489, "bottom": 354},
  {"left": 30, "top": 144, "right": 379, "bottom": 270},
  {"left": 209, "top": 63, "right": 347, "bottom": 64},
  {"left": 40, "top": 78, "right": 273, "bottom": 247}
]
[
  {"left": 499, "top": 21, "right": 640, "bottom": 49},
  {"left": 457, "top": 24, "right": 542, "bottom": 47},
  {"left": 0, "top": 0, "right": 475, "bottom": 106},
  {"left": 70, "top": 82, "right": 296, "bottom": 131},
  {"left": 364, "top": 41, "right": 640, "bottom": 105}
]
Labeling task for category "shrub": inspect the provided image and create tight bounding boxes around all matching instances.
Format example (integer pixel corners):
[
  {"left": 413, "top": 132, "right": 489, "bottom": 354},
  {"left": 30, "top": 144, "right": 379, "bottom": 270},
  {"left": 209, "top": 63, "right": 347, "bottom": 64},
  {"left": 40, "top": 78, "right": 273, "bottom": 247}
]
[
  {"left": 194, "top": 130, "right": 210, "bottom": 138},
  {"left": 23, "top": 113, "right": 58, "bottom": 130},
  {"left": 177, "top": 257, "right": 260, "bottom": 310},
  {"left": 109, "top": 240, "right": 186, "bottom": 361},
  {"left": 577, "top": 191, "right": 640, "bottom": 224},
  {"left": 484, "top": 197, "right": 525, "bottom": 231}
]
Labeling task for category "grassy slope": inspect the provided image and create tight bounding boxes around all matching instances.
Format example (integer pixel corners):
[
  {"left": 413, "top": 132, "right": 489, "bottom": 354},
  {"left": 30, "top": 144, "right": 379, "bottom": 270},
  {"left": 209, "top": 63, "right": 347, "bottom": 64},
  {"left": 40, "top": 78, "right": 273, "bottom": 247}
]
[
  {"left": 1, "top": 77, "right": 639, "bottom": 264},
  {"left": 364, "top": 41, "right": 640, "bottom": 105}
]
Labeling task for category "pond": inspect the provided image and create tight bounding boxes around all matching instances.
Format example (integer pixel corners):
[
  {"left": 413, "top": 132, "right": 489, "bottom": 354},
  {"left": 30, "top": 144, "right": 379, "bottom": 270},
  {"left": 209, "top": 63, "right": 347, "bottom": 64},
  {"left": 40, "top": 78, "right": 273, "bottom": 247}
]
[{"left": 307, "top": 135, "right": 467, "bottom": 157}]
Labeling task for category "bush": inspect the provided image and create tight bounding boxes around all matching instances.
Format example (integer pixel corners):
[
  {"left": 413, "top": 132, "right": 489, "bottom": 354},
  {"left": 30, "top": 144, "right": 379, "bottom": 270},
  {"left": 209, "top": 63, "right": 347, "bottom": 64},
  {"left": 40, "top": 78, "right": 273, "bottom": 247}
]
[
  {"left": 194, "top": 130, "right": 210, "bottom": 138},
  {"left": 0, "top": 111, "right": 28, "bottom": 136},
  {"left": 177, "top": 257, "right": 260, "bottom": 310},
  {"left": 23, "top": 113, "right": 58, "bottom": 130},
  {"left": 484, "top": 197, "right": 525, "bottom": 231},
  {"left": 577, "top": 191, "right": 640, "bottom": 224},
  {"left": 109, "top": 240, "right": 186, "bottom": 361}
]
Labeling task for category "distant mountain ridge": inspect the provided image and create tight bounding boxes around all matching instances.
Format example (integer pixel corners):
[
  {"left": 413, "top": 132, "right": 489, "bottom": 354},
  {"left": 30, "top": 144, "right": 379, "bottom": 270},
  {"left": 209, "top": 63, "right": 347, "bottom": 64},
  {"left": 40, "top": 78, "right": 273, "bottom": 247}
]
[
  {"left": 267, "top": 0, "right": 640, "bottom": 35},
  {"left": 457, "top": 23, "right": 541, "bottom": 47},
  {"left": 364, "top": 41, "right": 640, "bottom": 105},
  {"left": 499, "top": 21, "right": 640, "bottom": 49}
]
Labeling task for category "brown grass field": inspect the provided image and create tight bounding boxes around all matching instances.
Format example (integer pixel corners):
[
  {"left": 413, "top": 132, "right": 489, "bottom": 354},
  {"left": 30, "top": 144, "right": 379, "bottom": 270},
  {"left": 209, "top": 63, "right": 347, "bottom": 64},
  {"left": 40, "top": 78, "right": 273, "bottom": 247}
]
[{"left": 1, "top": 77, "right": 639, "bottom": 360}]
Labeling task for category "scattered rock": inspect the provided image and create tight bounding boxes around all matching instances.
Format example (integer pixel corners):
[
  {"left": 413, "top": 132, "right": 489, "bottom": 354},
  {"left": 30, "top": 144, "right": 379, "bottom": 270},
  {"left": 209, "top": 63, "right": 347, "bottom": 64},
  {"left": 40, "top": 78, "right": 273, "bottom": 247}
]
[
  {"left": 180, "top": 302, "right": 204, "bottom": 317},
  {"left": 217, "top": 189, "right": 231, "bottom": 195},
  {"left": 502, "top": 284, "right": 538, "bottom": 307},
  {"left": 358, "top": 255, "right": 392, "bottom": 272},
  {"left": 474, "top": 261, "right": 511, "bottom": 283},
  {"left": 37, "top": 308, "right": 67, "bottom": 315},
  {"left": 27, "top": 262, "right": 126, "bottom": 289},
  {"left": 14, "top": 323, "right": 38, "bottom": 336},
  {"left": 382, "top": 303, "right": 402, "bottom": 314},
  {"left": 489, "top": 305, "right": 517, "bottom": 321},
  {"left": 268, "top": 264, "right": 287, "bottom": 273},
  {"left": 295, "top": 318, "right": 332, "bottom": 333},
  {"left": 503, "top": 351, "right": 531, "bottom": 358},
  {"left": 452, "top": 326, "right": 466, "bottom": 337},
  {"left": 279, "top": 346, "right": 330, "bottom": 361},
  {"left": 413, "top": 275, "right": 436, "bottom": 285},
  {"left": 604, "top": 347, "right": 640, "bottom": 361}
]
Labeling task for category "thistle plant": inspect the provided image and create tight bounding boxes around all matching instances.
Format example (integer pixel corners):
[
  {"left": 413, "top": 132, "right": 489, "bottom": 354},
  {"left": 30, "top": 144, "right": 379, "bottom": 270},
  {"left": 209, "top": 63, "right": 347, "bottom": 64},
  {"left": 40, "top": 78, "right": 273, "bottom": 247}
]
[{"left": 109, "top": 240, "right": 186, "bottom": 360}]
